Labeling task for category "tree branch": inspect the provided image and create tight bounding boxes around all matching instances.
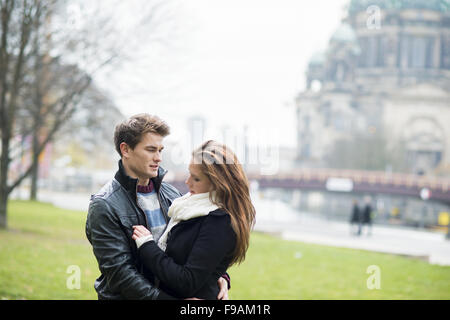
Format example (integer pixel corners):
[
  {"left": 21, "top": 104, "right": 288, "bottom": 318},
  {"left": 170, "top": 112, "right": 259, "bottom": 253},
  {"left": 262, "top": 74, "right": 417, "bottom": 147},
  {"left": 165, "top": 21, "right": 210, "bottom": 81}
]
[{"left": 7, "top": 75, "right": 92, "bottom": 195}]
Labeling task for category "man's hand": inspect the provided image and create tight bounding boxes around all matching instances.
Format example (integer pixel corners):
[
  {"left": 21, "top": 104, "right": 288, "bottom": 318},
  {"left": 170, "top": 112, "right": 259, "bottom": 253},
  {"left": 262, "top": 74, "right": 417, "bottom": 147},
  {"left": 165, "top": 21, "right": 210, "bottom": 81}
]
[{"left": 217, "top": 277, "right": 229, "bottom": 300}]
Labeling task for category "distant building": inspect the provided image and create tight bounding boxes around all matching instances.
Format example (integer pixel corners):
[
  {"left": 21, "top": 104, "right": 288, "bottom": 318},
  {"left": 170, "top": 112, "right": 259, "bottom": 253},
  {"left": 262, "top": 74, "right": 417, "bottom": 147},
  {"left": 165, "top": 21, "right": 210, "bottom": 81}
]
[
  {"left": 187, "top": 116, "right": 207, "bottom": 149},
  {"left": 296, "top": 0, "right": 450, "bottom": 175}
]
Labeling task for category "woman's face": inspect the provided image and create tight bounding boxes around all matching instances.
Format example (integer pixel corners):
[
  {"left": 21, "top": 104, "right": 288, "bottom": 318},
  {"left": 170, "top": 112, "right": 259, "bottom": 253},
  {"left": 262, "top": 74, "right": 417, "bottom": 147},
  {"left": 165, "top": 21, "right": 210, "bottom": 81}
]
[{"left": 185, "top": 161, "right": 213, "bottom": 195}]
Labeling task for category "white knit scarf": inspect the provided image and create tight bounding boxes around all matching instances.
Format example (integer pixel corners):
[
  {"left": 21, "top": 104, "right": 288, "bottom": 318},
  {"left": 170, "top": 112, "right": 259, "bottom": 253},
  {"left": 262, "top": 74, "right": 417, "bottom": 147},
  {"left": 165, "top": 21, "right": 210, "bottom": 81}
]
[{"left": 157, "top": 191, "right": 219, "bottom": 251}]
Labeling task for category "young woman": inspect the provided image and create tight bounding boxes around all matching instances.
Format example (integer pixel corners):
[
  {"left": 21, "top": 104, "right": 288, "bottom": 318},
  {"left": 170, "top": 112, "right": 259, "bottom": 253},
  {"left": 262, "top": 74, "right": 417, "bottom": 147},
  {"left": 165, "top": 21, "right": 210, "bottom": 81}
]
[{"left": 132, "top": 140, "right": 256, "bottom": 299}]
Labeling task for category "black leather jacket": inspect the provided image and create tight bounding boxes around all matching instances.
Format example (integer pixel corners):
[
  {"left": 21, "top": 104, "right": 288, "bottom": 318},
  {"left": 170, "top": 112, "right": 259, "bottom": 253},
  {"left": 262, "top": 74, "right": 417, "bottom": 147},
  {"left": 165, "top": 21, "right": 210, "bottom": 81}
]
[{"left": 85, "top": 160, "right": 182, "bottom": 300}]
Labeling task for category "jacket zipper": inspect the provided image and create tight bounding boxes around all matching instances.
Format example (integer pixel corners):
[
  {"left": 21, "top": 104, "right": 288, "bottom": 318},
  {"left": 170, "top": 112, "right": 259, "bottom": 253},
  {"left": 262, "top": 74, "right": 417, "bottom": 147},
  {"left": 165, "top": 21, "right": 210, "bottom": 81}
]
[
  {"left": 135, "top": 187, "right": 150, "bottom": 229},
  {"left": 135, "top": 186, "right": 163, "bottom": 287},
  {"left": 138, "top": 183, "right": 166, "bottom": 288},
  {"left": 156, "top": 188, "right": 169, "bottom": 223}
]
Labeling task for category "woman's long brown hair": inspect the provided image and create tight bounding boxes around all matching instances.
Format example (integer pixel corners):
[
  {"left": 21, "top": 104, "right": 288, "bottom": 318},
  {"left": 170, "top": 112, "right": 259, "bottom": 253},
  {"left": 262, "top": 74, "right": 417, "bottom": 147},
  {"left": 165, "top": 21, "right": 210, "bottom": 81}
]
[{"left": 192, "top": 140, "right": 256, "bottom": 266}]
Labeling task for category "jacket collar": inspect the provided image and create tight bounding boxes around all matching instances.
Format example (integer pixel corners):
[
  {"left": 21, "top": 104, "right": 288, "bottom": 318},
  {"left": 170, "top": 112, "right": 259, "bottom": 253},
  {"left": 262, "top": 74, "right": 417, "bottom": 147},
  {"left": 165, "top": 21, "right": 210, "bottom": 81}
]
[
  {"left": 208, "top": 208, "right": 228, "bottom": 216},
  {"left": 151, "top": 165, "right": 168, "bottom": 192},
  {"left": 115, "top": 160, "right": 168, "bottom": 195}
]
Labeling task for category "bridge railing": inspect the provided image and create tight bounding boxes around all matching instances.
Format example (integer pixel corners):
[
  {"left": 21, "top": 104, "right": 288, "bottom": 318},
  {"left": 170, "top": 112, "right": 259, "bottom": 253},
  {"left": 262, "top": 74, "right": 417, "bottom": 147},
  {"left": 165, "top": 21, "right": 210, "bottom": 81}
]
[
  {"left": 167, "top": 169, "right": 450, "bottom": 201},
  {"left": 246, "top": 169, "right": 450, "bottom": 193}
]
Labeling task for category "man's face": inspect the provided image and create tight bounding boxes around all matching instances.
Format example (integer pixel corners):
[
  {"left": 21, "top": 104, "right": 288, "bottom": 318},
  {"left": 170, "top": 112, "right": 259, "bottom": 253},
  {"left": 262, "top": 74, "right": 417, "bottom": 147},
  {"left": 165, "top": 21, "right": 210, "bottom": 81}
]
[{"left": 122, "top": 132, "right": 164, "bottom": 182}]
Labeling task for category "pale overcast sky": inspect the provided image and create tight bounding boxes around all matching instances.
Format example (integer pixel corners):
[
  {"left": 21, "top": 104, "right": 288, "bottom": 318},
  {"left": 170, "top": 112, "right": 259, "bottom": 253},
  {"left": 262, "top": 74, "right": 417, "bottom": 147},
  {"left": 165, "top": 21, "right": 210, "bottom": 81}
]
[{"left": 96, "top": 0, "right": 350, "bottom": 148}]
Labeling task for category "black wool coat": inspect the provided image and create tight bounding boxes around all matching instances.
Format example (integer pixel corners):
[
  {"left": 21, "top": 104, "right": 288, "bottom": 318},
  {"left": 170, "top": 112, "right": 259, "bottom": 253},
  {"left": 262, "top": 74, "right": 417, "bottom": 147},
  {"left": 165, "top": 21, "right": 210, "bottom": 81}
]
[{"left": 139, "top": 208, "right": 236, "bottom": 300}]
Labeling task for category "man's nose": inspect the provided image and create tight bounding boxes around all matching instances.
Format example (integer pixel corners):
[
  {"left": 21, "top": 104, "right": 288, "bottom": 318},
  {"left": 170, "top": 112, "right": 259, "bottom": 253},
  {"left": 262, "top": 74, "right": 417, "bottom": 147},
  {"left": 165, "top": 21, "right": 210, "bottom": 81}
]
[{"left": 155, "top": 151, "right": 162, "bottom": 162}]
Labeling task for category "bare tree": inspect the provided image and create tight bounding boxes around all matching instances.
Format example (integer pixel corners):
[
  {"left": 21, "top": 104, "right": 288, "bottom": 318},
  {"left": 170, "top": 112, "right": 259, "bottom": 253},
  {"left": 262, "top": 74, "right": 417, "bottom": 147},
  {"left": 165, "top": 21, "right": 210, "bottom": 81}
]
[
  {"left": 0, "top": 0, "right": 177, "bottom": 228},
  {"left": 0, "top": 0, "right": 45, "bottom": 229}
]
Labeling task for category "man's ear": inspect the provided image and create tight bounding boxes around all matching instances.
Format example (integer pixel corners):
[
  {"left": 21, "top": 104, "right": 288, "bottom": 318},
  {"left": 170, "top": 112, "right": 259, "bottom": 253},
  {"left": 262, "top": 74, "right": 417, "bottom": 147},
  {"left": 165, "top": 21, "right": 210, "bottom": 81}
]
[{"left": 120, "top": 142, "right": 131, "bottom": 158}]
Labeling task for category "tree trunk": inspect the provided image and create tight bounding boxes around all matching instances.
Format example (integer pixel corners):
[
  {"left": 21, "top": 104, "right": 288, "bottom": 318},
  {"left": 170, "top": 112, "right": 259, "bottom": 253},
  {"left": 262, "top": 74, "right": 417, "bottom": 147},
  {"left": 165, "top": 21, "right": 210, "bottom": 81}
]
[
  {"left": 29, "top": 129, "right": 40, "bottom": 201},
  {"left": 0, "top": 134, "right": 10, "bottom": 229},
  {"left": 29, "top": 157, "right": 39, "bottom": 201},
  {"left": 0, "top": 188, "right": 8, "bottom": 229}
]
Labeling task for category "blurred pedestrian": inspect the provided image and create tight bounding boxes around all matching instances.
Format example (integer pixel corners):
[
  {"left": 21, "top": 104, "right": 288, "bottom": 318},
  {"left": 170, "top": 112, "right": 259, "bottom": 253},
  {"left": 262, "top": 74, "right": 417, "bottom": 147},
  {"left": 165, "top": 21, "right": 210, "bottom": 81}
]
[
  {"left": 362, "top": 197, "right": 373, "bottom": 236},
  {"left": 349, "top": 199, "right": 361, "bottom": 236}
]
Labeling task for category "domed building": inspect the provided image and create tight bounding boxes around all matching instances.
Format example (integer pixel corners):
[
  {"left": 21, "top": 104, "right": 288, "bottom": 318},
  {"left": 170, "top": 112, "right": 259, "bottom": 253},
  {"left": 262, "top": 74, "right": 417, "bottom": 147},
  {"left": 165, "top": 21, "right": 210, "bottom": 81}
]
[{"left": 296, "top": 0, "right": 450, "bottom": 175}]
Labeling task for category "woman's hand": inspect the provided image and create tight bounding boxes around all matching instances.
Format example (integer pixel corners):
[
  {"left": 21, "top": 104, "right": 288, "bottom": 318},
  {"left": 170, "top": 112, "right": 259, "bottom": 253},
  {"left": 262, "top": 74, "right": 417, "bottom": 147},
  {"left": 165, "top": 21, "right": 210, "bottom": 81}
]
[
  {"left": 132, "top": 225, "right": 151, "bottom": 239},
  {"left": 132, "top": 225, "right": 154, "bottom": 248}
]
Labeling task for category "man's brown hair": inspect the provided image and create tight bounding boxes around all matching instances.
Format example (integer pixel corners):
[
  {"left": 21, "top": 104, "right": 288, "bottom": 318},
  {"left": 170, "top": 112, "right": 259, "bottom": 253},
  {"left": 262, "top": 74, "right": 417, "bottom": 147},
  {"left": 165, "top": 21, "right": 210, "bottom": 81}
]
[{"left": 114, "top": 113, "right": 170, "bottom": 157}]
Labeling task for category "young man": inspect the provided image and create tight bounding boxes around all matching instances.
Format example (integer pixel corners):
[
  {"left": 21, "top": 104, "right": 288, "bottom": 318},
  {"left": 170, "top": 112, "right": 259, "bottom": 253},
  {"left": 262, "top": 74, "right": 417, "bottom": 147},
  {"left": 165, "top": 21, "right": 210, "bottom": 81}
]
[{"left": 85, "top": 114, "right": 229, "bottom": 299}]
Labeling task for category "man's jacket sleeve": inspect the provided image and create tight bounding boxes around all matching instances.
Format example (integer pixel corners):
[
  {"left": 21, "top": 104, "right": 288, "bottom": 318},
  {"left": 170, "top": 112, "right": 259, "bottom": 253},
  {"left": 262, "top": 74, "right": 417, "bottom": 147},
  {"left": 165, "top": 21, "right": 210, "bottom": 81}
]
[{"left": 86, "top": 198, "right": 164, "bottom": 300}]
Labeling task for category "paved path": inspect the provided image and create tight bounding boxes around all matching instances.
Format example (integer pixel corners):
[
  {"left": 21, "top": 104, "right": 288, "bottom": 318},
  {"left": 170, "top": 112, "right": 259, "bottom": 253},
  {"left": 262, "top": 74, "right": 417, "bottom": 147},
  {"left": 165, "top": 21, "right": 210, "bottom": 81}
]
[
  {"left": 12, "top": 189, "right": 450, "bottom": 266},
  {"left": 253, "top": 196, "right": 450, "bottom": 266},
  {"left": 10, "top": 188, "right": 92, "bottom": 212}
]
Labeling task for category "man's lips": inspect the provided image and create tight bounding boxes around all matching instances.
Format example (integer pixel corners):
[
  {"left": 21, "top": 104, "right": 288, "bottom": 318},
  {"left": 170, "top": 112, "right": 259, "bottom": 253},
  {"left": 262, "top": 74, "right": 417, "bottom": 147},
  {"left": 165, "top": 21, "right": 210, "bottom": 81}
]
[{"left": 150, "top": 165, "right": 158, "bottom": 170}]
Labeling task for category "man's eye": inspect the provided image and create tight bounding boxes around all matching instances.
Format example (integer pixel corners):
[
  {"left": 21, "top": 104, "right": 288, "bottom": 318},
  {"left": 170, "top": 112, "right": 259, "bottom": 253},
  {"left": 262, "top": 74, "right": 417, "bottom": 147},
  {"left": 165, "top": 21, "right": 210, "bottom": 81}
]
[{"left": 194, "top": 179, "right": 200, "bottom": 182}]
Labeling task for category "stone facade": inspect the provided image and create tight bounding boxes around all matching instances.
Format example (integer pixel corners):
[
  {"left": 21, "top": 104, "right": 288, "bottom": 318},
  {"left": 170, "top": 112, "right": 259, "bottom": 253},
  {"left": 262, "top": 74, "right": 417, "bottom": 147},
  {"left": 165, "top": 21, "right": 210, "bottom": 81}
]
[{"left": 296, "top": 0, "right": 450, "bottom": 175}]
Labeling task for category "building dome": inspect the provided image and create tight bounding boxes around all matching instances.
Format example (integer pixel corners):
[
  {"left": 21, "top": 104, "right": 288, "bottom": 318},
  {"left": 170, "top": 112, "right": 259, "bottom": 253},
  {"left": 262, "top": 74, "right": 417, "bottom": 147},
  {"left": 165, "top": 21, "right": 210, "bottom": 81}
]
[
  {"left": 308, "top": 50, "right": 326, "bottom": 67},
  {"left": 349, "top": 0, "right": 450, "bottom": 13},
  {"left": 330, "top": 23, "right": 357, "bottom": 43}
]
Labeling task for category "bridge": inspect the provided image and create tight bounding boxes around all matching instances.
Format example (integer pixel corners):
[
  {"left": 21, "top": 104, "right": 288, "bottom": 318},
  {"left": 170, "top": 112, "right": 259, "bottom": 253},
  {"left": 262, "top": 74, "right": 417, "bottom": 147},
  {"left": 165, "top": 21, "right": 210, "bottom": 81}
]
[{"left": 167, "top": 168, "right": 450, "bottom": 205}]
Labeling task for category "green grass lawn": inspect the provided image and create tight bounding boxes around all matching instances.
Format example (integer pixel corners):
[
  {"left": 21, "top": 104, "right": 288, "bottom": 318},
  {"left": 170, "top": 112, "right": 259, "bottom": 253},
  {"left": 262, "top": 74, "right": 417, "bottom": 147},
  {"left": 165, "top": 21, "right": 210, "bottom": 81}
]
[{"left": 1, "top": 200, "right": 449, "bottom": 300}]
